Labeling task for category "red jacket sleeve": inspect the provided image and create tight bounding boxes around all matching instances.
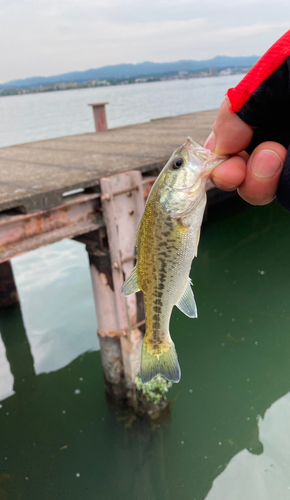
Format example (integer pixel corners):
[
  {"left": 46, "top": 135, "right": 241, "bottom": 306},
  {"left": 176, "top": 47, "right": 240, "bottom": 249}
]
[
  {"left": 227, "top": 30, "right": 290, "bottom": 115},
  {"left": 226, "top": 30, "right": 290, "bottom": 211}
]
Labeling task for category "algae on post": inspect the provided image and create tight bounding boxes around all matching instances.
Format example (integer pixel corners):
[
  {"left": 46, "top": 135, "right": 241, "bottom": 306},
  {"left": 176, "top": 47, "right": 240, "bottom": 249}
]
[{"left": 135, "top": 375, "right": 172, "bottom": 406}]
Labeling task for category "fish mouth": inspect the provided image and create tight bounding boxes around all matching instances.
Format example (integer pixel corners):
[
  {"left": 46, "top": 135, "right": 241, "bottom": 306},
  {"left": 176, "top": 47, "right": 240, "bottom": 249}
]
[{"left": 185, "top": 136, "right": 229, "bottom": 168}]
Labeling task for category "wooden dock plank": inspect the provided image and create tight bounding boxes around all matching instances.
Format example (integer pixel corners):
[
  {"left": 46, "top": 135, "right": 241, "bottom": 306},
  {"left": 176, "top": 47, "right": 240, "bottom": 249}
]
[{"left": 0, "top": 109, "right": 217, "bottom": 213}]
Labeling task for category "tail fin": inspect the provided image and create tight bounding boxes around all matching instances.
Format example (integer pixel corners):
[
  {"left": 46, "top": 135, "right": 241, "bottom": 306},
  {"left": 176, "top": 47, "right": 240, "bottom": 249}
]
[{"left": 140, "top": 340, "right": 181, "bottom": 384}]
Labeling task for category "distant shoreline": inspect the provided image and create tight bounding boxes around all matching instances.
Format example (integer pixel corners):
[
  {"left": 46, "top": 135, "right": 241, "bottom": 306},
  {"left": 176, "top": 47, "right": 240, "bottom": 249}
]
[{"left": 0, "top": 68, "right": 248, "bottom": 98}]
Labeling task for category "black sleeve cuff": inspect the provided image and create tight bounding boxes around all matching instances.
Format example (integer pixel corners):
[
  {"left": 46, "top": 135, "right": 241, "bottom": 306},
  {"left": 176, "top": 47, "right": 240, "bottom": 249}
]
[{"left": 277, "top": 145, "right": 290, "bottom": 211}]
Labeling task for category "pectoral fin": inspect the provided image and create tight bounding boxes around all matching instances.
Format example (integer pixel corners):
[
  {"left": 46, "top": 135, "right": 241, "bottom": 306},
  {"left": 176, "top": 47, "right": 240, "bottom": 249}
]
[
  {"left": 176, "top": 278, "right": 197, "bottom": 318},
  {"left": 121, "top": 266, "right": 140, "bottom": 296}
]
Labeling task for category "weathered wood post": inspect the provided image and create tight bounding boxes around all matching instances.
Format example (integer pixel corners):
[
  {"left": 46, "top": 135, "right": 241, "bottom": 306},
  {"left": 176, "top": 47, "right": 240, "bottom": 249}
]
[
  {"left": 87, "top": 171, "right": 146, "bottom": 405},
  {"left": 88, "top": 102, "right": 108, "bottom": 132},
  {"left": 0, "top": 304, "right": 36, "bottom": 394},
  {"left": 88, "top": 248, "right": 127, "bottom": 401},
  {"left": 0, "top": 261, "right": 18, "bottom": 308}
]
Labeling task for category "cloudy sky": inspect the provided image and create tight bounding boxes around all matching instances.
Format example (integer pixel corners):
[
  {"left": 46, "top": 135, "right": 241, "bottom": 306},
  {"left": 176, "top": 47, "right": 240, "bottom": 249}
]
[{"left": 1, "top": 0, "right": 289, "bottom": 83}]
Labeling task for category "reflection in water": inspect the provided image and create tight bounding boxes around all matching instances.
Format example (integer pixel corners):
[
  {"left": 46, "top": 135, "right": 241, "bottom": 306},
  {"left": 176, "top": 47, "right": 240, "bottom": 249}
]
[
  {"left": 206, "top": 392, "right": 290, "bottom": 500},
  {"left": 11, "top": 239, "right": 98, "bottom": 374}
]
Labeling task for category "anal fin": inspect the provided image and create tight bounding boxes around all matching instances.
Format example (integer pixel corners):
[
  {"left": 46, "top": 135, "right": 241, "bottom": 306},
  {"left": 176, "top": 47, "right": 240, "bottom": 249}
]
[{"left": 176, "top": 278, "right": 197, "bottom": 318}]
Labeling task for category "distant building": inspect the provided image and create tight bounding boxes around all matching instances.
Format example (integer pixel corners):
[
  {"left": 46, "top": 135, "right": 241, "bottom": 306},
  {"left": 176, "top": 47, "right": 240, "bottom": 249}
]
[{"left": 209, "top": 67, "right": 218, "bottom": 76}]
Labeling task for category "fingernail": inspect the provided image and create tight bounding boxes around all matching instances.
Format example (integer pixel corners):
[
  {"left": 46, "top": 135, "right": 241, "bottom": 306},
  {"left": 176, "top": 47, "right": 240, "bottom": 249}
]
[
  {"left": 250, "top": 150, "right": 283, "bottom": 178},
  {"left": 204, "top": 131, "right": 216, "bottom": 152}
]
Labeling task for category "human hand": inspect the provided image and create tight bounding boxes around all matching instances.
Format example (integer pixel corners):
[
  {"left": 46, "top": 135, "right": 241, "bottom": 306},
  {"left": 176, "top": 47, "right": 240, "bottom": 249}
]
[{"left": 204, "top": 96, "right": 287, "bottom": 206}]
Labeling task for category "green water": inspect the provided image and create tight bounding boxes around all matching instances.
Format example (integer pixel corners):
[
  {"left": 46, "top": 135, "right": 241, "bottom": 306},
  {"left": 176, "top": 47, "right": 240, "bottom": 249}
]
[{"left": 1, "top": 199, "right": 290, "bottom": 500}]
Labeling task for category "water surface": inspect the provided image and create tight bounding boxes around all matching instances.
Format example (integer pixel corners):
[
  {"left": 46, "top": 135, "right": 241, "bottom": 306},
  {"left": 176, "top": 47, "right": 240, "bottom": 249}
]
[
  {"left": 1, "top": 75, "right": 289, "bottom": 499},
  {"left": 1, "top": 199, "right": 290, "bottom": 499},
  {"left": 0, "top": 75, "right": 242, "bottom": 148}
]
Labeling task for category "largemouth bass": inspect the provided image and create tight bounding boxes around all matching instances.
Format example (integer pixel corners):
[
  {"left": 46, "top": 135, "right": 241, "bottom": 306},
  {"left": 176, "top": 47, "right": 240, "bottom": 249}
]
[{"left": 121, "top": 137, "right": 227, "bottom": 384}]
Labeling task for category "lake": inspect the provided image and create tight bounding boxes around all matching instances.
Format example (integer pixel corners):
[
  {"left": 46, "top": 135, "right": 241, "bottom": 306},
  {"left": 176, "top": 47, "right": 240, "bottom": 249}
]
[
  {"left": 0, "top": 75, "right": 242, "bottom": 148},
  {"left": 2, "top": 75, "right": 290, "bottom": 500}
]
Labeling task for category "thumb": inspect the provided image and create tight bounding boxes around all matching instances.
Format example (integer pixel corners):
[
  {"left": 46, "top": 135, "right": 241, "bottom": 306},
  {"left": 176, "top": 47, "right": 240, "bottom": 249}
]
[{"left": 204, "top": 96, "right": 254, "bottom": 155}]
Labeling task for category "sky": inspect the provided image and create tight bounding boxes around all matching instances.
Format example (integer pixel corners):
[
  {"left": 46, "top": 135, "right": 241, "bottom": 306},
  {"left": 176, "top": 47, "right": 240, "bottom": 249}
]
[{"left": 0, "top": 0, "right": 289, "bottom": 83}]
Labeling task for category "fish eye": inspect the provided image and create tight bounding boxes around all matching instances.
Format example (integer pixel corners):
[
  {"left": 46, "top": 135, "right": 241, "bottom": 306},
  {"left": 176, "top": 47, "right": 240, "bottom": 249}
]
[{"left": 171, "top": 157, "right": 184, "bottom": 170}]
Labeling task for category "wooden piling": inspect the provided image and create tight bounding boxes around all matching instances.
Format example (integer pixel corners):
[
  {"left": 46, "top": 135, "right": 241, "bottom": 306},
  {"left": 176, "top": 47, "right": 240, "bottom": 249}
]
[
  {"left": 89, "top": 251, "right": 127, "bottom": 400},
  {"left": 88, "top": 102, "right": 108, "bottom": 132},
  {"left": 0, "top": 261, "right": 18, "bottom": 308},
  {"left": 100, "top": 171, "right": 145, "bottom": 403},
  {"left": 84, "top": 171, "right": 146, "bottom": 404}
]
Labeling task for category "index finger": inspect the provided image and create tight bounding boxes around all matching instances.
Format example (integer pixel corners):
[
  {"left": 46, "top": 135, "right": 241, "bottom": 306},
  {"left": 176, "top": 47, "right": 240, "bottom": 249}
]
[{"left": 205, "top": 97, "right": 254, "bottom": 156}]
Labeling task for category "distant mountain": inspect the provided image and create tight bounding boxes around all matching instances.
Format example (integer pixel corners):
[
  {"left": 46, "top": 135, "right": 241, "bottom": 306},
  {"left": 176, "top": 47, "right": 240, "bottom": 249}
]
[{"left": 1, "top": 56, "right": 260, "bottom": 88}]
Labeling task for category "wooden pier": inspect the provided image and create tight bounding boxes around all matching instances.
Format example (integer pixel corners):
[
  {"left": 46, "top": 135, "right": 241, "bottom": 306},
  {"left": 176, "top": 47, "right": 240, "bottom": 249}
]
[{"left": 0, "top": 108, "right": 217, "bottom": 405}]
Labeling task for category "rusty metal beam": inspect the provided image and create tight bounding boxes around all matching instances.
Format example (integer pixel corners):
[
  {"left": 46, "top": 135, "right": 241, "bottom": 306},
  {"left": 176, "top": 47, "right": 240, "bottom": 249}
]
[
  {"left": 0, "top": 192, "right": 104, "bottom": 263},
  {"left": 0, "top": 176, "right": 158, "bottom": 264}
]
